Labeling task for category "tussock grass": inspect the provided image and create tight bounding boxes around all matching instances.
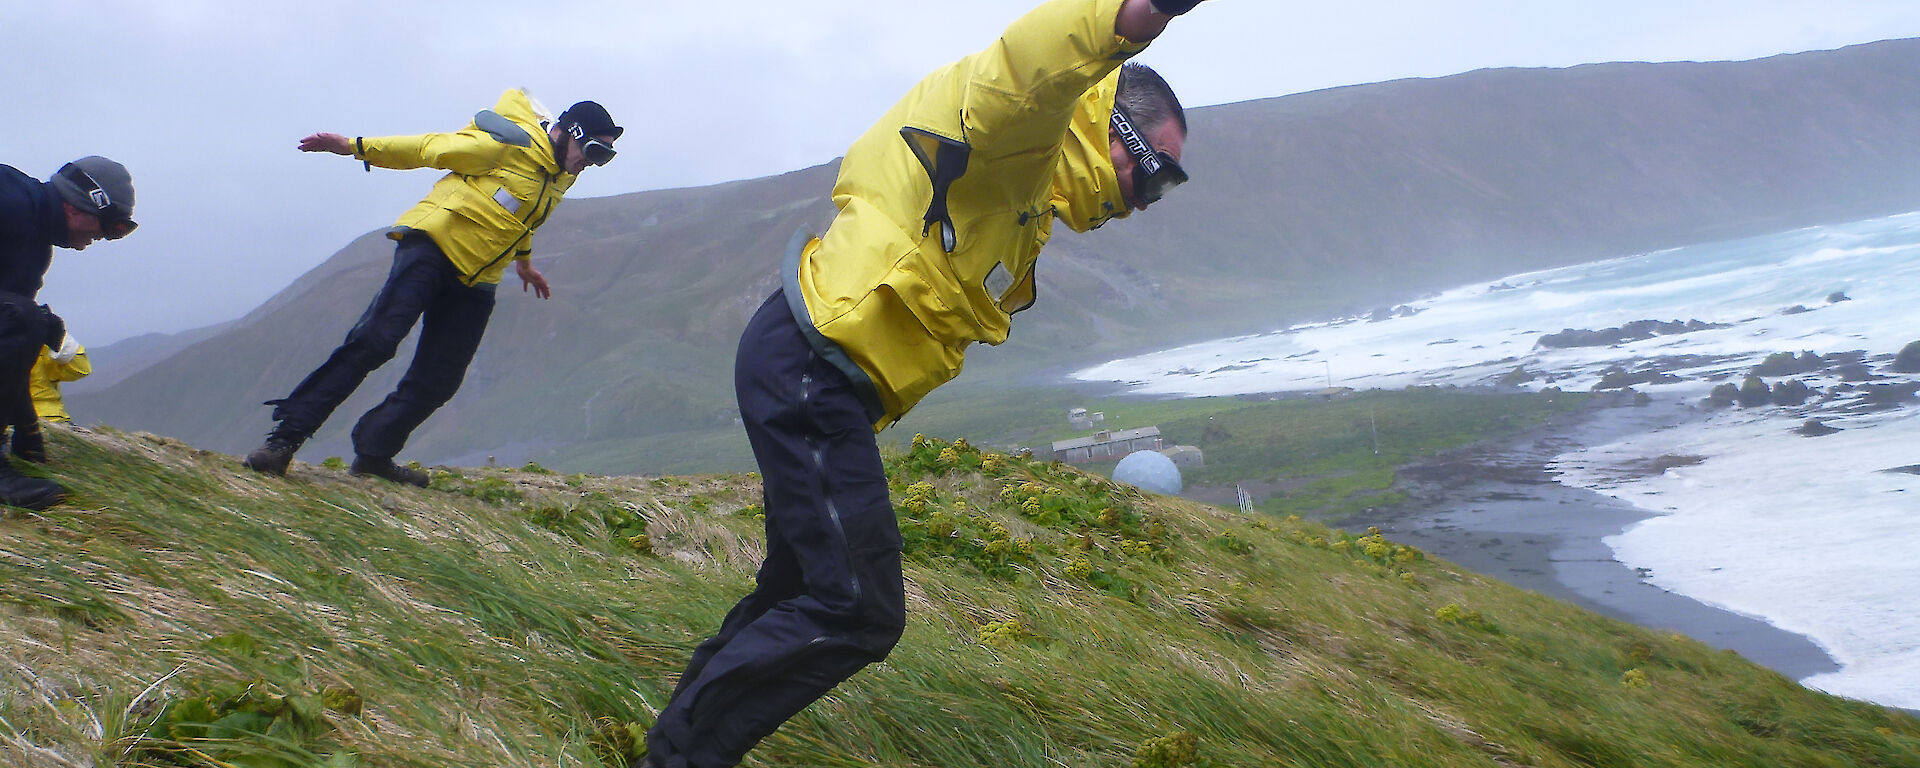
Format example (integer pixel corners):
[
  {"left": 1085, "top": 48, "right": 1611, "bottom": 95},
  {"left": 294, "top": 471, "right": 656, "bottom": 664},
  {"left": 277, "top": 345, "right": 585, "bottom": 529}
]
[{"left": 1, "top": 426, "right": 1915, "bottom": 767}]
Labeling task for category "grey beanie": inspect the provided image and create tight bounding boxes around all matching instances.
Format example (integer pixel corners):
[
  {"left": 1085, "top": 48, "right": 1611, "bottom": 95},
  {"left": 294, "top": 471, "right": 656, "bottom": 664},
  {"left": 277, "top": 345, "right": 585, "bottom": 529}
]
[{"left": 50, "top": 156, "right": 135, "bottom": 219}]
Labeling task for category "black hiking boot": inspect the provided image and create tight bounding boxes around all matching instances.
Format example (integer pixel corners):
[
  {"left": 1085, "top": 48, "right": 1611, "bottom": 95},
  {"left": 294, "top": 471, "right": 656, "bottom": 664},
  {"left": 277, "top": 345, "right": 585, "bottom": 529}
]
[
  {"left": 350, "top": 455, "right": 429, "bottom": 488},
  {"left": 0, "top": 456, "right": 64, "bottom": 510},
  {"left": 243, "top": 435, "right": 302, "bottom": 476},
  {"left": 10, "top": 424, "right": 46, "bottom": 464}
]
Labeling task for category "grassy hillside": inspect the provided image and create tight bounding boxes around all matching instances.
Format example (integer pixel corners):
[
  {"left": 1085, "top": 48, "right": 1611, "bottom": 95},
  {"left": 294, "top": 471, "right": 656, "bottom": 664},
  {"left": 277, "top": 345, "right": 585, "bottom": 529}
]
[{"left": 3, "top": 427, "right": 1915, "bottom": 768}]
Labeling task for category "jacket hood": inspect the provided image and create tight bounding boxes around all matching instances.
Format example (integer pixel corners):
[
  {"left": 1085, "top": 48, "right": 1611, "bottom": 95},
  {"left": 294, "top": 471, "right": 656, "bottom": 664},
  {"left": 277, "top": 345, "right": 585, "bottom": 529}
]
[
  {"left": 1049, "top": 76, "right": 1129, "bottom": 234},
  {"left": 495, "top": 88, "right": 552, "bottom": 129},
  {"left": 493, "top": 89, "right": 561, "bottom": 174}
]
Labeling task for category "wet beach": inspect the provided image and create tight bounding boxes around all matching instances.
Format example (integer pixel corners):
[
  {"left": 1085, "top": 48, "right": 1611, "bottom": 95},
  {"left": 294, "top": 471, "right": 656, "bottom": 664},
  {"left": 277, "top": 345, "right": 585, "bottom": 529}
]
[{"left": 1342, "top": 396, "right": 1842, "bottom": 682}]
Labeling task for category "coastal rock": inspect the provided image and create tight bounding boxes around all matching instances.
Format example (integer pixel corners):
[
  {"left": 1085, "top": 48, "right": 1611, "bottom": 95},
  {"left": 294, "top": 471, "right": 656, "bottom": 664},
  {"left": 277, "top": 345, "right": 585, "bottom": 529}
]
[
  {"left": 1836, "top": 362, "right": 1875, "bottom": 382},
  {"left": 1593, "top": 366, "right": 1681, "bottom": 390},
  {"left": 1853, "top": 382, "right": 1920, "bottom": 410},
  {"left": 1704, "top": 383, "right": 1740, "bottom": 408},
  {"left": 1536, "top": 319, "right": 1729, "bottom": 349},
  {"left": 1632, "top": 453, "right": 1707, "bottom": 477},
  {"left": 1891, "top": 340, "right": 1920, "bottom": 373},
  {"left": 1498, "top": 365, "right": 1538, "bottom": 387},
  {"left": 1827, "top": 291, "right": 1851, "bottom": 303},
  {"left": 1780, "top": 304, "right": 1812, "bottom": 316},
  {"left": 1737, "top": 376, "right": 1772, "bottom": 407},
  {"left": 1771, "top": 379, "right": 1814, "bottom": 406},
  {"left": 1753, "top": 351, "right": 1826, "bottom": 377},
  {"left": 1369, "top": 304, "right": 1422, "bottom": 322},
  {"left": 1882, "top": 464, "right": 1920, "bottom": 475},
  {"left": 1794, "top": 419, "right": 1842, "bottom": 437}
]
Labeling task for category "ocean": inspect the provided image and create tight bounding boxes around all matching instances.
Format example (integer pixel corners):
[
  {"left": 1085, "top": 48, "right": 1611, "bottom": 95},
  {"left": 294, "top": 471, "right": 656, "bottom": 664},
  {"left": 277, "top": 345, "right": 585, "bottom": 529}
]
[{"left": 1072, "top": 210, "right": 1920, "bottom": 710}]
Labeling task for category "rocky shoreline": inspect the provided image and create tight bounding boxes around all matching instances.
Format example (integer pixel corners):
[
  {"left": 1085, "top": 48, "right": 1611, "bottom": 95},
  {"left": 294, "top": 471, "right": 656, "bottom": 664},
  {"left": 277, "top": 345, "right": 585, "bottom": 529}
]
[{"left": 1342, "top": 395, "right": 1844, "bottom": 683}]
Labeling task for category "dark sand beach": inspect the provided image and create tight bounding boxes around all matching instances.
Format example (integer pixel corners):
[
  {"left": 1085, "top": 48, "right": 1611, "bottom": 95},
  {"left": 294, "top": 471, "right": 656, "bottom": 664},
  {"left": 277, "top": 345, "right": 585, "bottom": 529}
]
[{"left": 1338, "top": 396, "right": 1841, "bottom": 681}]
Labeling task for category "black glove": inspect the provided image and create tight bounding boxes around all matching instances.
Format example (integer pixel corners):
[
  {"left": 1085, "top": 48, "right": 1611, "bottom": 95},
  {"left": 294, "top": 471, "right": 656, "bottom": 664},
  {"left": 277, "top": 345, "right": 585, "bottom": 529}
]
[
  {"left": 1149, "top": 0, "right": 1203, "bottom": 15},
  {"left": 37, "top": 305, "right": 63, "bottom": 349}
]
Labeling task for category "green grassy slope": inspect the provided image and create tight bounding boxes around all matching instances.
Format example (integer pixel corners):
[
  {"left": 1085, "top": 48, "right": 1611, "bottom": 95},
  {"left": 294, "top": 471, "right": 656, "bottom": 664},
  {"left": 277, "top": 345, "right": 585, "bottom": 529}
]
[{"left": 3, "top": 427, "right": 1915, "bottom": 768}]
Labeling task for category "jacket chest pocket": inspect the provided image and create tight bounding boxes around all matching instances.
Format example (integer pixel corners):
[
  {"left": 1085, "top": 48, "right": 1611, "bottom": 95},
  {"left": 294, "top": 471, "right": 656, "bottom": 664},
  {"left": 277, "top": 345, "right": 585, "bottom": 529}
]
[
  {"left": 939, "top": 204, "right": 1045, "bottom": 317},
  {"left": 995, "top": 246, "right": 1039, "bottom": 316},
  {"left": 485, "top": 173, "right": 547, "bottom": 220},
  {"left": 982, "top": 211, "right": 1046, "bottom": 314},
  {"left": 491, "top": 187, "right": 521, "bottom": 214},
  {"left": 983, "top": 262, "right": 1014, "bottom": 298}
]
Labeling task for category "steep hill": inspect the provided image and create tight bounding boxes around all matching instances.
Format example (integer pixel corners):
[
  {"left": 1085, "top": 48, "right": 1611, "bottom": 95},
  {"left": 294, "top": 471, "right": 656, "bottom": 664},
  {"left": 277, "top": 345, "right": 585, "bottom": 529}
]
[
  {"left": 74, "top": 39, "right": 1920, "bottom": 472},
  {"left": 63, "top": 321, "right": 236, "bottom": 395},
  {"left": 2, "top": 427, "right": 1914, "bottom": 767}
]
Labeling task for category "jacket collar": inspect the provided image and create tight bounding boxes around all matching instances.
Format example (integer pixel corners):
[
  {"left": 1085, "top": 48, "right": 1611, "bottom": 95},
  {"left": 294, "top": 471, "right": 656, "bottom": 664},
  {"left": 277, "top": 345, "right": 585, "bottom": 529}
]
[
  {"left": 496, "top": 89, "right": 566, "bottom": 176},
  {"left": 1049, "top": 76, "right": 1129, "bottom": 234},
  {"left": 38, "top": 181, "right": 70, "bottom": 247}
]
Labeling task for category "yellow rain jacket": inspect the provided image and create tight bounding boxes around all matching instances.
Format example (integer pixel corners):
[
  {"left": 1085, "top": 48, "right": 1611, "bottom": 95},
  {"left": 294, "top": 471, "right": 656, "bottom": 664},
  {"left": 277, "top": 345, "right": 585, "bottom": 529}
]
[
  {"left": 353, "top": 89, "right": 576, "bottom": 286},
  {"left": 29, "top": 341, "right": 89, "bottom": 423},
  {"left": 786, "top": 0, "right": 1147, "bottom": 430}
]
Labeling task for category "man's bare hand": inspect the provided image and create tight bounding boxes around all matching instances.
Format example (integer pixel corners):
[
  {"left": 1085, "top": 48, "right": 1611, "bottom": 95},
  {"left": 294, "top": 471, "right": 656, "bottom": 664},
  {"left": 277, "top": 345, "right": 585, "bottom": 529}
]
[
  {"left": 1118, "top": 0, "right": 1186, "bottom": 41},
  {"left": 517, "top": 260, "right": 552, "bottom": 300},
  {"left": 297, "top": 132, "right": 354, "bottom": 155}
]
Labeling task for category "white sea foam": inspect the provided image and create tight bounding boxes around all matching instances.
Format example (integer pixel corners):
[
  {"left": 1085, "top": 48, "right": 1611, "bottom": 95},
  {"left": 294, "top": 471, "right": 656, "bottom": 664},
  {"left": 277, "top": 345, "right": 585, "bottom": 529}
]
[
  {"left": 1555, "top": 406, "right": 1920, "bottom": 709},
  {"left": 1072, "top": 209, "right": 1920, "bottom": 709}
]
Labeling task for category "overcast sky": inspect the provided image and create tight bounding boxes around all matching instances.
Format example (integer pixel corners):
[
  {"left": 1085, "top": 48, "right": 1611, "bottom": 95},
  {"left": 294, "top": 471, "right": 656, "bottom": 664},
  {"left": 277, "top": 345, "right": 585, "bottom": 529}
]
[{"left": 12, "top": 1, "right": 1920, "bottom": 346}]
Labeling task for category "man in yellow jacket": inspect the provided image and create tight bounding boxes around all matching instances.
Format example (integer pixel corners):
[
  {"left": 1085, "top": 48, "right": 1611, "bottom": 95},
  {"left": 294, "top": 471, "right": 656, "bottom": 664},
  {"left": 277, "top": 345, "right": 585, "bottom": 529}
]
[
  {"left": 8, "top": 333, "right": 90, "bottom": 463},
  {"left": 242, "top": 90, "right": 621, "bottom": 486},
  {"left": 647, "top": 1, "right": 1202, "bottom": 765},
  {"left": 31, "top": 333, "right": 88, "bottom": 422}
]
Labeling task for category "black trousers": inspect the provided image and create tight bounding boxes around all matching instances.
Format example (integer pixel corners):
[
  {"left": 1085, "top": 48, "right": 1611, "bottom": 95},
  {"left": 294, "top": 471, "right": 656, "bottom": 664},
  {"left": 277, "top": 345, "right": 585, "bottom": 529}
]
[
  {"left": 648, "top": 291, "right": 906, "bottom": 768},
  {"left": 0, "top": 291, "right": 47, "bottom": 449},
  {"left": 267, "top": 235, "right": 494, "bottom": 459}
]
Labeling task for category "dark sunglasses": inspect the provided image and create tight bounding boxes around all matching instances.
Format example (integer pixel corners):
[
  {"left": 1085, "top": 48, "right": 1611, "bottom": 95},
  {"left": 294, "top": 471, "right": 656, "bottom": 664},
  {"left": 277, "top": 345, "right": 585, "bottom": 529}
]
[
  {"left": 566, "top": 123, "right": 617, "bottom": 166},
  {"left": 1109, "top": 106, "right": 1188, "bottom": 206},
  {"left": 65, "top": 166, "right": 138, "bottom": 239}
]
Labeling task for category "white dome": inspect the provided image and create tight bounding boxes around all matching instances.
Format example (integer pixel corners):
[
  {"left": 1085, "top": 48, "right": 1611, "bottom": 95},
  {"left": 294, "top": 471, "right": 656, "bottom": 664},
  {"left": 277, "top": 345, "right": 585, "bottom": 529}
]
[{"left": 1113, "top": 450, "right": 1182, "bottom": 495}]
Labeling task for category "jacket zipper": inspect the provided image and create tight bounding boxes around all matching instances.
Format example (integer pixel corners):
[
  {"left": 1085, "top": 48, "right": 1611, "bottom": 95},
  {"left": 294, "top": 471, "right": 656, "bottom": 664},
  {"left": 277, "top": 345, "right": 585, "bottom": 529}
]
[{"left": 464, "top": 171, "right": 553, "bottom": 287}]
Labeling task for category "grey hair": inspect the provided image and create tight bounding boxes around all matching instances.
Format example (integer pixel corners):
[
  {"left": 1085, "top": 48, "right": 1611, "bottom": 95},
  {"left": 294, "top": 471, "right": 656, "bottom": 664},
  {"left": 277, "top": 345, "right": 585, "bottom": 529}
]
[{"left": 1115, "top": 62, "right": 1187, "bottom": 137}]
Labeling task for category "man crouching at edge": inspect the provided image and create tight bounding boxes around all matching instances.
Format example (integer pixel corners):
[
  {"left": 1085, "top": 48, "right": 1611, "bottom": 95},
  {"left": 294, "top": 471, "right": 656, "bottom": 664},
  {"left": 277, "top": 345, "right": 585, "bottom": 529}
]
[{"left": 644, "top": 0, "right": 1205, "bottom": 765}]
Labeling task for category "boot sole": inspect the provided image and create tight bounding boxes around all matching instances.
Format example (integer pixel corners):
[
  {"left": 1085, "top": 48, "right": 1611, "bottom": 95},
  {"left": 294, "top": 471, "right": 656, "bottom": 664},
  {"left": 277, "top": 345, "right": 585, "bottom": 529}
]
[
  {"left": 5, "top": 487, "right": 64, "bottom": 511},
  {"left": 242, "top": 458, "right": 290, "bottom": 476},
  {"left": 349, "top": 469, "right": 428, "bottom": 488}
]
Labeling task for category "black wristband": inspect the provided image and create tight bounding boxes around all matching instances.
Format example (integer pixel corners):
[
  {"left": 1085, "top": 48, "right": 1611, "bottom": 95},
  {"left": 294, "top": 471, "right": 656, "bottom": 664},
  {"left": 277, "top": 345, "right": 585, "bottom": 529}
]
[{"left": 1149, "top": 0, "right": 1202, "bottom": 15}]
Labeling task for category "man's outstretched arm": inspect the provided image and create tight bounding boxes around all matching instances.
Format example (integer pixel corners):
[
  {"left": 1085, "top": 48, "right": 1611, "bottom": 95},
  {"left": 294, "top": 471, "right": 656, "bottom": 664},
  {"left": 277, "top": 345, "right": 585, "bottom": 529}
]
[{"left": 297, "top": 130, "right": 507, "bottom": 176}]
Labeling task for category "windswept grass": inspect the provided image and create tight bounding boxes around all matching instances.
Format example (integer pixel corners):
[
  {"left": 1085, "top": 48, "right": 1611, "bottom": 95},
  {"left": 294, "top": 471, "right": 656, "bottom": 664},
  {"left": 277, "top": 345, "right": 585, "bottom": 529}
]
[{"left": 1, "top": 426, "right": 1914, "bottom": 767}]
